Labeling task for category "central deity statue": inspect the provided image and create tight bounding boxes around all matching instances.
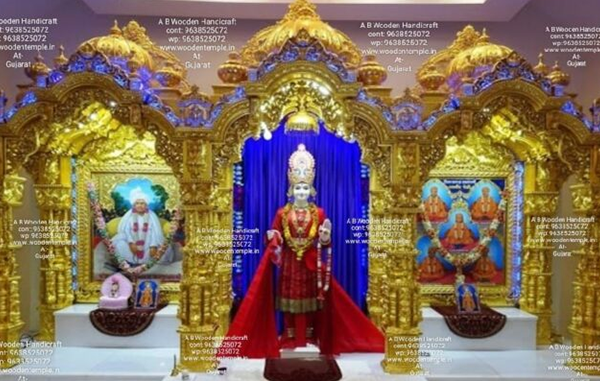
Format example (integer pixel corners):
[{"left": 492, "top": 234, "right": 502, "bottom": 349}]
[{"left": 220, "top": 144, "right": 383, "bottom": 358}]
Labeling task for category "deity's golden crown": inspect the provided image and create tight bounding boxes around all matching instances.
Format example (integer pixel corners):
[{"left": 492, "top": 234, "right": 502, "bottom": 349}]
[{"left": 288, "top": 144, "right": 315, "bottom": 186}]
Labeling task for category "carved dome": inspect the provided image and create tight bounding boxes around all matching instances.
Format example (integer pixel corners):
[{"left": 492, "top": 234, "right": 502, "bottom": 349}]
[
  {"left": 78, "top": 21, "right": 155, "bottom": 70},
  {"left": 446, "top": 29, "right": 511, "bottom": 79},
  {"left": 240, "top": 0, "right": 362, "bottom": 68}
]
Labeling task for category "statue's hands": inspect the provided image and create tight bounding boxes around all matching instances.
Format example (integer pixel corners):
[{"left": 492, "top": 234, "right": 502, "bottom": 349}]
[
  {"left": 319, "top": 218, "right": 332, "bottom": 244},
  {"left": 127, "top": 265, "right": 145, "bottom": 276},
  {"left": 150, "top": 246, "right": 159, "bottom": 260},
  {"left": 129, "top": 243, "right": 138, "bottom": 255}
]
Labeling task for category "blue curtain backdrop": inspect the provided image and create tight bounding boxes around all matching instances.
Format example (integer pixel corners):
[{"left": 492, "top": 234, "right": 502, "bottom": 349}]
[{"left": 239, "top": 123, "right": 368, "bottom": 311}]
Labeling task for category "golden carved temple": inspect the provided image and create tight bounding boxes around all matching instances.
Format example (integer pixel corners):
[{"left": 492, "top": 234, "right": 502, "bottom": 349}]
[{"left": 0, "top": 0, "right": 598, "bottom": 377}]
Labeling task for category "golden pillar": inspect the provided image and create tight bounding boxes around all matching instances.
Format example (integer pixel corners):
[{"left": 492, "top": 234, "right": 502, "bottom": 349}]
[
  {"left": 568, "top": 156, "right": 600, "bottom": 375},
  {"left": 211, "top": 183, "right": 233, "bottom": 338},
  {"left": 34, "top": 156, "right": 74, "bottom": 341},
  {"left": 519, "top": 161, "right": 559, "bottom": 345},
  {"left": 0, "top": 171, "right": 26, "bottom": 369},
  {"left": 178, "top": 139, "right": 225, "bottom": 372},
  {"left": 379, "top": 142, "right": 421, "bottom": 374}
]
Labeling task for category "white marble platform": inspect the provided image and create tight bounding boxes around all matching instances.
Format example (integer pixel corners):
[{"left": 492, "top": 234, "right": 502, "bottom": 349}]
[
  {"left": 5, "top": 347, "right": 177, "bottom": 381},
  {"left": 280, "top": 343, "right": 321, "bottom": 358},
  {"left": 54, "top": 304, "right": 179, "bottom": 348},
  {"left": 421, "top": 307, "right": 537, "bottom": 351},
  {"left": 7, "top": 345, "right": 599, "bottom": 381},
  {"left": 162, "top": 350, "right": 600, "bottom": 381}
]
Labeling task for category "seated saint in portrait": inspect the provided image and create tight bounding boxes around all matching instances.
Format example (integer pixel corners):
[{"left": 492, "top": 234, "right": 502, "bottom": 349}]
[
  {"left": 111, "top": 188, "right": 178, "bottom": 266},
  {"left": 419, "top": 249, "right": 445, "bottom": 282},
  {"left": 423, "top": 186, "right": 449, "bottom": 222},
  {"left": 472, "top": 248, "right": 497, "bottom": 282},
  {"left": 470, "top": 186, "right": 498, "bottom": 221},
  {"left": 442, "top": 213, "right": 477, "bottom": 249}
]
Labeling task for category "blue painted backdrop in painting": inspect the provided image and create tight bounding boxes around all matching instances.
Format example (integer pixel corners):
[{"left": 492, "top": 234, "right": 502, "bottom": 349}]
[{"left": 239, "top": 123, "right": 368, "bottom": 311}]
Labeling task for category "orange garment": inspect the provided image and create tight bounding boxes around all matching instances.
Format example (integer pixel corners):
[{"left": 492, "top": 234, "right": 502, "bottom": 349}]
[
  {"left": 471, "top": 196, "right": 498, "bottom": 220},
  {"left": 472, "top": 255, "right": 496, "bottom": 281},
  {"left": 424, "top": 195, "right": 448, "bottom": 221},
  {"left": 419, "top": 255, "right": 445, "bottom": 281},
  {"left": 445, "top": 222, "right": 475, "bottom": 246}
]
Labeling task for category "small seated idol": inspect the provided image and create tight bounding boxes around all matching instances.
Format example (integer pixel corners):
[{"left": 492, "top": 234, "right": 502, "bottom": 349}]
[
  {"left": 139, "top": 281, "right": 154, "bottom": 308},
  {"left": 419, "top": 249, "right": 445, "bottom": 281},
  {"left": 471, "top": 186, "right": 498, "bottom": 221},
  {"left": 111, "top": 188, "right": 173, "bottom": 268},
  {"left": 109, "top": 279, "right": 120, "bottom": 298},
  {"left": 461, "top": 287, "right": 477, "bottom": 312},
  {"left": 423, "top": 186, "right": 449, "bottom": 222},
  {"left": 472, "top": 248, "right": 497, "bottom": 282},
  {"left": 219, "top": 144, "right": 384, "bottom": 358},
  {"left": 99, "top": 273, "right": 133, "bottom": 310},
  {"left": 443, "top": 213, "right": 476, "bottom": 249}
]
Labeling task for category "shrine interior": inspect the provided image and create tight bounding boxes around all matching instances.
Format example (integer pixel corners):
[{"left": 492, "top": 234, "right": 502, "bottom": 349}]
[{"left": 1, "top": 0, "right": 600, "bottom": 380}]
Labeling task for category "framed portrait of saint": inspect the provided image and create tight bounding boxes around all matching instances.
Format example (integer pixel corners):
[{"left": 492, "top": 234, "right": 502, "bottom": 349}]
[{"left": 76, "top": 162, "right": 184, "bottom": 304}]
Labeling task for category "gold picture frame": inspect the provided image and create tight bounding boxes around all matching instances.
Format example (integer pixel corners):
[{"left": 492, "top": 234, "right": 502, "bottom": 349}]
[
  {"left": 420, "top": 132, "right": 518, "bottom": 306},
  {"left": 75, "top": 163, "right": 181, "bottom": 303}
]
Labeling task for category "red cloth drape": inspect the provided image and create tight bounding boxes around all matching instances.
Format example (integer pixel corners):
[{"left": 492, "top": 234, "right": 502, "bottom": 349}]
[{"left": 218, "top": 235, "right": 384, "bottom": 359}]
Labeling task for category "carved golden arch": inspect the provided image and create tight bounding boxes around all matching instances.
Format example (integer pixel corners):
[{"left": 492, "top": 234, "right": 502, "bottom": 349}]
[
  {"left": 211, "top": 60, "right": 394, "bottom": 186},
  {"left": 4, "top": 72, "right": 183, "bottom": 177},
  {"left": 175, "top": 60, "right": 407, "bottom": 372},
  {"left": 0, "top": 71, "right": 184, "bottom": 343},
  {"left": 422, "top": 77, "right": 592, "bottom": 346}
]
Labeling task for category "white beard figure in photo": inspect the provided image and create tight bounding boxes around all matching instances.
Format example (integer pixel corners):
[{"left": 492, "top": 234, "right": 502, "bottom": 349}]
[{"left": 111, "top": 187, "right": 167, "bottom": 265}]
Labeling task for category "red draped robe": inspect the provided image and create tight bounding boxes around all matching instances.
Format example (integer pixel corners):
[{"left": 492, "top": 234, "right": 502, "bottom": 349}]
[{"left": 218, "top": 203, "right": 384, "bottom": 358}]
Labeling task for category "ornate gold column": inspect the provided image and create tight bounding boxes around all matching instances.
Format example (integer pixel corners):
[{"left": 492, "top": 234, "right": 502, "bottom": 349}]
[
  {"left": 519, "top": 161, "right": 559, "bottom": 345},
  {"left": 379, "top": 142, "right": 421, "bottom": 374},
  {"left": 0, "top": 170, "right": 26, "bottom": 369},
  {"left": 178, "top": 140, "right": 224, "bottom": 372},
  {"left": 211, "top": 182, "right": 233, "bottom": 338},
  {"left": 34, "top": 156, "right": 74, "bottom": 341},
  {"left": 568, "top": 150, "right": 600, "bottom": 376}
]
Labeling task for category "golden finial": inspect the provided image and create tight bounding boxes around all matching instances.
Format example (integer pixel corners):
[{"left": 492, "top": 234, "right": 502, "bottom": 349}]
[
  {"left": 240, "top": 0, "right": 361, "bottom": 68},
  {"left": 358, "top": 55, "right": 387, "bottom": 86},
  {"left": 26, "top": 51, "right": 50, "bottom": 80},
  {"left": 217, "top": 51, "right": 248, "bottom": 84},
  {"left": 393, "top": 87, "right": 423, "bottom": 107},
  {"left": 110, "top": 20, "right": 122, "bottom": 35},
  {"left": 417, "top": 64, "right": 445, "bottom": 92},
  {"left": 547, "top": 60, "right": 570, "bottom": 86},
  {"left": 284, "top": 0, "right": 319, "bottom": 21},
  {"left": 54, "top": 45, "right": 68, "bottom": 67},
  {"left": 533, "top": 53, "right": 549, "bottom": 76}
]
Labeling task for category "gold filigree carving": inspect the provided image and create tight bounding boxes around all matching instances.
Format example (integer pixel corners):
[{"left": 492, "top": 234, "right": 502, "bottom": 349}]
[
  {"left": 2, "top": 175, "right": 26, "bottom": 207},
  {"left": 240, "top": 0, "right": 362, "bottom": 68}
]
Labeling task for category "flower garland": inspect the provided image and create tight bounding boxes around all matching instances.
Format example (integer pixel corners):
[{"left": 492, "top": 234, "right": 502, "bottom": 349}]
[
  {"left": 316, "top": 241, "right": 332, "bottom": 301},
  {"left": 419, "top": 191, "right": 508, "bottom": 268},
  {"left": 282, "top": 202, "right": 319, "bottom": 261},
  {"left": 87, "top": 182, "right": 181, "bottom": 274}
]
